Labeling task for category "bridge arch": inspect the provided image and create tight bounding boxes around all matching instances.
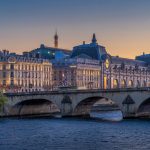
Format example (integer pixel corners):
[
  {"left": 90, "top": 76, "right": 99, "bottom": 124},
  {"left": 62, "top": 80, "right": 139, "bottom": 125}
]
[
  {"left": 6, "top": 89, "right": 150, "bottom": 118},
  {"left": 10, "top": 98, "right": 61, "bottom": 116},
  {"left": 72, "top": 96, "right": 122, "bottom": 117},
  {"left": 137, "top": 97, "right": 150, "bottom": 117}
]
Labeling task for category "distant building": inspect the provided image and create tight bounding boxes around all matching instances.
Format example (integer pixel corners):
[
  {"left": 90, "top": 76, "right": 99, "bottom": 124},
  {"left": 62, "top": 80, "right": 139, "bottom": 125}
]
[
  {"left": 103, "top": 55, "right": 150, "bottom": 89},
  {"left": 24, "top": 44, "right": 71, "bottom": 60},
  {"left": 52, "top": 57, "right": 101, "bottom": 89},
  {"left": 23, "top": 33, "right": 71, "bottom": 60},
  {"left": 136, "top": 53, "right": 150, "bottom": 64},
  {"left": 71, "top": 34, "right": 150, "bottom": 89},
  {"left": 0, "top": 50, "right": 52, "bottom": 93},
  {"left": 1, "top": 33, "right": 150, "bottom": 93}
]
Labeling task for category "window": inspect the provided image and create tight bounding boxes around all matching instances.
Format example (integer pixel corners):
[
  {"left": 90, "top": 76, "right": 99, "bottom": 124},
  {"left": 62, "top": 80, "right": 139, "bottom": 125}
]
[
  {"left": 3, "top": 72, "right": 6, "bottom": 78},
  {"left": 18, "top": 80, "right": 20, "bottom": 85},
  {"left": 10, "top": 72, "right": 14, "bottom": 78},
  {"left": 10, "top": 64, "right": 14, "bottom": 70},
  {"left": 10, "top": 80, "right": 14, "bottom": 86},
  {"left": 3, "top": 65, "right": 6, "bottom": 70},
  {"left": 25, "top": 65, "right": 27, "bottom": 70},
  {"left": 3, "top": 80, "right": 6, "bottom": 86},
  {"left": 18, "top": 65, "right": 20, "bottom": 70}
]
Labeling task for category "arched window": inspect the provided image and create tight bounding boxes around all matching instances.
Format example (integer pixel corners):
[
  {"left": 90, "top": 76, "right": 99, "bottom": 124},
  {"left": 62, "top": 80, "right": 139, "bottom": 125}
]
[
  {"left": 128, "top": 80, "right": 133, "bottom": 88},
  {"left": 121, "top": 79, "right": 126, "bottom": 88},
  {"left": 113, "top": 79, "right": 119, "bottom": 88}
]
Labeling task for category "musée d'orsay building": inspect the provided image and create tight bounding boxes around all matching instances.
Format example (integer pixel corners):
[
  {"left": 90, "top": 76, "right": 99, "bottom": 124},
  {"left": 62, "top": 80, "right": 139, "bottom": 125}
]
[
  {"left": 0, "top": 33, "right": 150, "bottom": 92},
  {"left": 70, "top": 34, "right": 150, "bottom": 89}
]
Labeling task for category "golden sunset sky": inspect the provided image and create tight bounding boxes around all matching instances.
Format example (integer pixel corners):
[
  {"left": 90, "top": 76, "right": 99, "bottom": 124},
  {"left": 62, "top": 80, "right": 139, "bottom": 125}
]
[{"left": 0, "top": 0, "right": 150, "bottom": 58}]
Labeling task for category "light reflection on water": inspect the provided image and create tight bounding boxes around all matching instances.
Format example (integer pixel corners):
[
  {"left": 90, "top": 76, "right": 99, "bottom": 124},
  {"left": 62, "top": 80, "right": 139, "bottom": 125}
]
[{"left": 90, "top": 110, "right": 123, "bottom": 121}]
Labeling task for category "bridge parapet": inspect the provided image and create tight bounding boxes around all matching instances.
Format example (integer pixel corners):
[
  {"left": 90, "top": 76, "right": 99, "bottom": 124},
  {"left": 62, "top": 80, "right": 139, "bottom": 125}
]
[
  {"left": 5, "top": 87, "right": 150, "bottom": 97},
  {"left": 2, "top": 87, "right": 150, "bottom": 118}
]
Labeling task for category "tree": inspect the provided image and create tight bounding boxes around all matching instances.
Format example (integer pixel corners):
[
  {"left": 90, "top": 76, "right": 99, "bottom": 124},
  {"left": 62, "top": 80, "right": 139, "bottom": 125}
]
[{"left": 0, "top": 91, "right": 7, "bottom": 113}]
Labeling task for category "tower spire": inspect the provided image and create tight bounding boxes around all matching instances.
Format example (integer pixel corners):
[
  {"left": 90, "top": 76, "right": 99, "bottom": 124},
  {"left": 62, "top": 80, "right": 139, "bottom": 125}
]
[
  {"left": 54, "top": 30, "right": 58, "bottom": 48},
  {"left": 92, "top": 33, "right": 97, "bottom": 44}
]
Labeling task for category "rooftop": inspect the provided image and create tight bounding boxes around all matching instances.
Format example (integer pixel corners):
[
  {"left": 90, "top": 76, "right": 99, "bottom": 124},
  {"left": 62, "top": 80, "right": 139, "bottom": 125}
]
[
  {"left": 71, "top": 34, "right": 107, "bottom": 61},
  {"left": 111, "top": 56, "right": 148, "bottom": 67},
  {"left": 32, "top": 44, "right": 71, "bottom": 54}
]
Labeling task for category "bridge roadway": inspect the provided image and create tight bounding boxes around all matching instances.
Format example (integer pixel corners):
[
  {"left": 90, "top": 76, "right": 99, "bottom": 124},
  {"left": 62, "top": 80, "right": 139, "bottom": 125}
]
[{"left": 3, "top": 87, "right": 150, "bottom": 118}]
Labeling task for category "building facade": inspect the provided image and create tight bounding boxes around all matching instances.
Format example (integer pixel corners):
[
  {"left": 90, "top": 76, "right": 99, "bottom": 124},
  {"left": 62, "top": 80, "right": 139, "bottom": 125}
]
[
  {"left": 1, "top": 33, "right": 150, "bottom": 93},
  {"left": 71, "top": 34, "right": 150, "bottom": 89},
  {"left": 52, "top": 58, "right": 101, "bottom": 89},
  {"left": 0, "top": 50, "right": 52, "bottom": 93},
  {"left": 102, "top": 55, "right": 150, "bottom": 89}
]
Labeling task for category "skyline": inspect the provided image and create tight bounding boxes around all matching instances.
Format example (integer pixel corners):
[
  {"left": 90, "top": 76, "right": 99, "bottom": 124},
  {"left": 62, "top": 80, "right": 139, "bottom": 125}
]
[{"left": 1, "top": 0, "right": 150, "bottom": 58}]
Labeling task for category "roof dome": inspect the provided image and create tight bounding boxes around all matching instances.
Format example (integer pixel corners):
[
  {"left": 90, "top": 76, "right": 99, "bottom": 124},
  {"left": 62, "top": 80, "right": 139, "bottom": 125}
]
[{"left": 71, "top": 34, "right": 107, "bottom": 61}]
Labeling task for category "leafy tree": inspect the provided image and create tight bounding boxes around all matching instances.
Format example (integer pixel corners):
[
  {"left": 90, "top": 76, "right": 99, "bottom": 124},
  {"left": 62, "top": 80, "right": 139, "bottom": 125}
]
[{"left": 0, "top": 91, "right": 7, "bottom": 112}]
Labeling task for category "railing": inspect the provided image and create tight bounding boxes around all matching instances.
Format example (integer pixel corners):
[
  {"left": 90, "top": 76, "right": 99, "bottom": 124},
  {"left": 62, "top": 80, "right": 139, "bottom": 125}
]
[{"left": 5, "top": 87, "right": 150, "bottom": 96}]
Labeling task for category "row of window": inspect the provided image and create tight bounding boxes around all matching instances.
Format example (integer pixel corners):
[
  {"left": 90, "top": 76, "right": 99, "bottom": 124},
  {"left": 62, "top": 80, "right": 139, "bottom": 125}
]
[
  {"left": 77, "top": 76, "right": 100, "bottom": 81},
  {"left": 1, "top": 80, "right": 51, "bottom": 87},
  {"left": 0, "top": 64, "right": 14, "bottom": 70},
  {"left": 2, "top": 72, "right": 14, "bottom": 78},
  {"left": 1, "top": 71, "right": 51, "bottom": 79},
  {"left": 0, "top": 64, "right": 51, "bottom": 72}
]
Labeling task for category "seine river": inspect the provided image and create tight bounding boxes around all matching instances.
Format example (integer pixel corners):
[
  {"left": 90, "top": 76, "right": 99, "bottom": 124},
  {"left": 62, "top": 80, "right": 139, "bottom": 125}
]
[{"left": 0, "top": 111, "right": 150, "bottom": 150}]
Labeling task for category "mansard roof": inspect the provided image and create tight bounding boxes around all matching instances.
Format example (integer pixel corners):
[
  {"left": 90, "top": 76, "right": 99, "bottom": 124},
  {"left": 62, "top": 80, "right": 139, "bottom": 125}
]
[
  {"left": 136, "top": 53, "right": 150, "bottom": 64},
  {"left": 52, "top": 57, "right": 100, "bottom": 67},
  {"left": 71, "top": 42, "right": 107, "bottom": 61},
  {"left": 111, "top": 56, "right": 148, "bottom": 67},
  {"left": 0, "top": 53, "right": 50, "bottom": 64},
  {"left": 73, "top": 54, "right": 93, "bottom": 59},
  {"left": 31, "top": 44, "right": 71, "bottom": 54}
]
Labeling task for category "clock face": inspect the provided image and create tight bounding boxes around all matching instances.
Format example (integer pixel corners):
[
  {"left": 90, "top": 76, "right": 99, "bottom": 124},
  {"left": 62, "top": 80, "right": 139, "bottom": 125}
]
[
  {"left": 8, "top": 56, "right": 16, "bottom": 63},
  {"left": 105, "top": 59, "right": 110, "bottom": 69}
]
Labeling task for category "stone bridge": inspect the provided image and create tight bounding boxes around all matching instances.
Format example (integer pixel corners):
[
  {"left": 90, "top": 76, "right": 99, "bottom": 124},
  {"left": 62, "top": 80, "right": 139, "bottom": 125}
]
[{"left": 3, "top": 88, "right": 150, "bottom": 118}]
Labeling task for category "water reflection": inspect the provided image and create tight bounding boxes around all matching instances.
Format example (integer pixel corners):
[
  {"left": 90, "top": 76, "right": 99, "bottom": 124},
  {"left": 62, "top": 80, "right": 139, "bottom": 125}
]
[
  {"left": 90, "top": 98, "right": 123, "bottom": 121},
  {"left": 90, "top": 110, "right": 123, "bottom": 121}
]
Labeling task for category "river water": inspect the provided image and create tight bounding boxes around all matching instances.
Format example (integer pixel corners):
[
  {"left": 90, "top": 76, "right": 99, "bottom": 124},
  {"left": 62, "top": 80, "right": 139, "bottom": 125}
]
[{"left": 0, "top": 111, "right": 150, "bottom": 150}]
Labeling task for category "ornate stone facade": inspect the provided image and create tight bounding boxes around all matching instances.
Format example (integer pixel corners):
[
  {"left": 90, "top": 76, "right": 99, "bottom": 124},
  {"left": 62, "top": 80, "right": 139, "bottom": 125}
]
[
  {"left": 71, "top": 34, "right": 150, "bottom": 89},
  {"left": 102, "top": 56, "right": 150, "bottom": 89},
  {"left": 52, "top": 58, "right": 101, "bottom": 89},
  {"left": 0, "top": 50, "right": 52, "bottom": 93}
]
